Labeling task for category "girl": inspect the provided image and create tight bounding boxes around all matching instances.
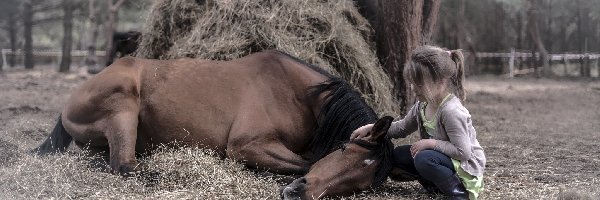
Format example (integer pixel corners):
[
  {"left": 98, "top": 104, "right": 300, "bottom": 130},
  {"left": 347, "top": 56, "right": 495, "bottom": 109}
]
[{"left": 351, "top": 45, "right": 485, "bottom": 200}]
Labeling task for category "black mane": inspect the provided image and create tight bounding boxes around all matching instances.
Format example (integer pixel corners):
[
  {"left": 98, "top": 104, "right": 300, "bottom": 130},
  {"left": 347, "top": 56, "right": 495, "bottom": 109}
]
[
  {"left": 273, "top": 51, "right": 377, "bottom": 159},
  {"left": 306, "top": 78, "right": 378, "bottom": 160},
  {"left": 306, "top": 79, "right": 393, "bottom": 188},
  {"left": 275, "top": 50, "right": 393, "bottom": 187}
]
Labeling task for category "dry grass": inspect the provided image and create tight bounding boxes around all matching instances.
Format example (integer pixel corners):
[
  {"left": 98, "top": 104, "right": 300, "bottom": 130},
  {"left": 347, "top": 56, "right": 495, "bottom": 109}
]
[
  {"left": 0, "top": 146, "right": 280, "bottom": 199},
  {"left": 464, "top": 77, "right": 600, "bottom": 200},
  {"left": 135, "top": 0, "right": 398, "bottom": 116},
  {"left": 1, "top": 69, "right": 599, "bottom": 199}
]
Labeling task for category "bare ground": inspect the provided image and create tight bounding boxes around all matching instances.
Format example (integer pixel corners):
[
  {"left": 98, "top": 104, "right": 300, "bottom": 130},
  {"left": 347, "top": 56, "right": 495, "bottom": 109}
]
[{"left": 0, "top": 67, "right": 598, "bottom": 199}]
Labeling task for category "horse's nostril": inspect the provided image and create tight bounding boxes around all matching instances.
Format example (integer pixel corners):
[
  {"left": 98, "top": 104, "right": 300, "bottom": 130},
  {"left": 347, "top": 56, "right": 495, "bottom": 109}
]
[
  {"left": 283, "top": 186, "right": 295, "bottom": 194},
  {"left": 282, "top": 185, "right": 303, "bottom": 200},
  {"left": 298, "top": 177, "right": 307, "bottom": 184},
  {"left": 281, "top": 177, "right": 307, "bottom": 200}
]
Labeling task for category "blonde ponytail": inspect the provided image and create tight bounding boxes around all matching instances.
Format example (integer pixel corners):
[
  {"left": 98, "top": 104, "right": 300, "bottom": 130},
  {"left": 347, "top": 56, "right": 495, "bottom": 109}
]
[{"left": 450, "top": 49, "right": 466, "bottom": 102}]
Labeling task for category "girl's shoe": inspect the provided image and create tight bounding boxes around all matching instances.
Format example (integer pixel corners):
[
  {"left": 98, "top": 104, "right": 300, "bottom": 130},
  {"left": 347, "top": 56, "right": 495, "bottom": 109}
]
[{"left": 435, "top": 173, "right": 469, "bottom": 200}]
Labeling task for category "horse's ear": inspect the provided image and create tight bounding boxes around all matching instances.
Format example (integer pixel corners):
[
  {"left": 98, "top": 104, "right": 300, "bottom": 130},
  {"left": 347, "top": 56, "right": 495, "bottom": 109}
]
[{"left": 364, "top": 116, "right": 393, "bottom": 142}]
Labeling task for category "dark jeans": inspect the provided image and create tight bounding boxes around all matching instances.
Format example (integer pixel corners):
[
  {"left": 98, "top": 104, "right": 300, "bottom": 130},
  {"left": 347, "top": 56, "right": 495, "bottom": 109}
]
[{"left": 392, "top": 145, "right": 456, "bottom": 187}]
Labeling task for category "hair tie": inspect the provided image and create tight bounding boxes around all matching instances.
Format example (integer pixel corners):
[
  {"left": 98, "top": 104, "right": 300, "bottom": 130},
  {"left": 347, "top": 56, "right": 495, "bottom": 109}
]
[{"left": 446, "top": 50, "right": 452, "bottom": 56}]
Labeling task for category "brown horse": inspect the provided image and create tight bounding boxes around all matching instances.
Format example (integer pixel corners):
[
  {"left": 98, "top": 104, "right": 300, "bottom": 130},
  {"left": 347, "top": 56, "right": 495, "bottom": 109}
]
[{"left": 33, "top": 50, "right": 394, "bottom": 199}]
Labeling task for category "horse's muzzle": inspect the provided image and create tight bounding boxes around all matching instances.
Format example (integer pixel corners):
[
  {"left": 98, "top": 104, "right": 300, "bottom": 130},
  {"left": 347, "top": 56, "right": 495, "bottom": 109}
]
[{"left": 280, "top": 177, "right": 307, "bottom": 200}]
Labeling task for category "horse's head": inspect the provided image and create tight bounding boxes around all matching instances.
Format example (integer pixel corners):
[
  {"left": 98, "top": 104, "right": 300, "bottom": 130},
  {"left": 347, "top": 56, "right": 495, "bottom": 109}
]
[{"left": 281, "top": 116, "right": 394, "bottom": 199}]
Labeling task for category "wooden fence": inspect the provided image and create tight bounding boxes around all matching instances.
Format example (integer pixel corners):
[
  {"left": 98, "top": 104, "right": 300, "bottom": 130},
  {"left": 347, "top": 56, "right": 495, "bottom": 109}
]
[
  {"left": 472, "top": 49, "right": 600, "bottom": 77},
  {"left": 1, "top": 49, "right": 107, "bottom": 67},
  {"left": 2, "top": 49, "right": 599, "bottom": 77}
]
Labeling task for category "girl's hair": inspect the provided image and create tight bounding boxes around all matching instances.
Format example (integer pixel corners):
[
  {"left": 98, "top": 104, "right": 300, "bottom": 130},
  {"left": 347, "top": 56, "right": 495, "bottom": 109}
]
[{"left": 403, "top": 45, "right": 466, "bottom": 102}]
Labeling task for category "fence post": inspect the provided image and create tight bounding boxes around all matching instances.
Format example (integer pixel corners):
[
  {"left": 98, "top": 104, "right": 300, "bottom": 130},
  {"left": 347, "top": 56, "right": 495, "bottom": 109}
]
[
  {"left": 585, "top": 53, "right": 591, "bottom": 77},
  {"left": 563, "top": 56, "right": 569, "bottom": 76},
  {"left": 597, "top": 56, "right": 600, "bottom": 78},
  {"left": 508, "top": 48, "right": 515, "bottom": 78},
  {"left": 1, "top": 49, "right": 7, "bottom": 69}
]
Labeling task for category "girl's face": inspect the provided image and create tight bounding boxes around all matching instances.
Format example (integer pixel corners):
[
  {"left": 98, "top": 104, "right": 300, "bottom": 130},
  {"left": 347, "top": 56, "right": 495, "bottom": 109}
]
[
  {"left": 411, "top": 83, "right": 427, "bottom": 101},
  {"left": 411, "top": 80, "right": 447, "bottom": 103}
]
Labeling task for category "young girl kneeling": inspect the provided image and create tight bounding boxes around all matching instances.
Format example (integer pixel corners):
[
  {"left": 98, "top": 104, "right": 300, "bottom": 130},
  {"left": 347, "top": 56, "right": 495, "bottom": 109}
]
[{"left": 352, "top": 45, "right": 485, "bottom": 200}]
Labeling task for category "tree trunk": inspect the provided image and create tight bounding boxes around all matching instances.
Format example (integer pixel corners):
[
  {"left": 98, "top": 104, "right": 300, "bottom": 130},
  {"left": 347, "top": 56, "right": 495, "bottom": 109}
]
[
  {"left": 23, "top": 0, "right": 34, "bottom": 69},
  {"left": 104, "top": 0, "right": 126, "bottom": 67},
  {"left": 85, "top": 0, "right": 100, "bottom": 70},
  {"left": 105, "top": 9, "right": 116, "bottom": 66},
  {"left": 574, "top": 0, "right": 588, "bottom": 77},
  {"left": 455, "top": 0, "right": 465, "bottom": 50},
  {"left": 377, "top": 0, "right": 421, "bottom": 114},
  {"left": 421, "top": 0, "right": 441, "bottom": 45},
  {"left": 527, "top": 0, "right": 549, "bottom": 77},
  {"left": 544, "top": 0, "right": 553, "bottom": 53},
  {"left": 355, "top": 0, "right": 440, "bottom": 113},
  {"left": 59, "top": 0, "right": 74, "bottom": 73},
  {"left": 8, "top": 13, "right": 17, "bottom": 67},
  {"left": 581, "top": 5, "right": 591, "bottom": 77},
  {"left": 516, "top": 11, "right": 523, "bottom": 50}
]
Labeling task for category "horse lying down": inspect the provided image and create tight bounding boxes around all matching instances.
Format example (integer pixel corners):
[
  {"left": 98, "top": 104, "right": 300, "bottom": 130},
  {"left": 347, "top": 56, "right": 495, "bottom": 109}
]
[{"left": 32, "top": 50, "right": 395, "bottom": 199}]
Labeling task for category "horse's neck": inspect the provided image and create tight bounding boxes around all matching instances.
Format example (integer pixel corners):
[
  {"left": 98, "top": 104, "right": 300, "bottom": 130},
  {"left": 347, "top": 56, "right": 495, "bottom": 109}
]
[{"left": 276, "top": 57, "right": 331, "bottom": 119}]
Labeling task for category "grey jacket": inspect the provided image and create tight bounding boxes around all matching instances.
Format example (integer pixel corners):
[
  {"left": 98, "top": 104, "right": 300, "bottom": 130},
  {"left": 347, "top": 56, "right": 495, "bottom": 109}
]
[{"left": 388, "top": 96, "right": 486, "bottom": 177}]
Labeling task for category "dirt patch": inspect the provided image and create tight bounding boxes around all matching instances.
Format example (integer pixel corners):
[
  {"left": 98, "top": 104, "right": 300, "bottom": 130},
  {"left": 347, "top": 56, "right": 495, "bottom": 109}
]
[
  {"left": 464, "top": 77, "right": 600, "bottom": 199},
  {"left": 0, "top": 68, "right": 598, "bottom": 199}
]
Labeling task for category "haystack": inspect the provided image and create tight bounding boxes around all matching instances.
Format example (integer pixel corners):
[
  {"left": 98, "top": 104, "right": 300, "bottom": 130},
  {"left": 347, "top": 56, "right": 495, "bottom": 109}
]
[{"left": 136, "top": 0, "right": 399, "bottom": 116}]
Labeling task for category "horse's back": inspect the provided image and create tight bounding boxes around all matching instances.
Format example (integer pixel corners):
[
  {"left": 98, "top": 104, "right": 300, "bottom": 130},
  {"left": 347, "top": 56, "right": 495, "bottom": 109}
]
[{"left": 135, "top": 51, "right": 325, "bottom": 154}]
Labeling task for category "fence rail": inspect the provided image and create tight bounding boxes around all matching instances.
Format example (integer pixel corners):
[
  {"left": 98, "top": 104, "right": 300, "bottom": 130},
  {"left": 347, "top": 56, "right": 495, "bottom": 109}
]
[
  {"left": 471, "top": 49, "right": 600, "bottom": 77},
  {"left": 2, "top": 49, "right": 107, "bottom": 68},
  {"left": 2, "top": 49, "right": 598, "bottom": 77},
  {"left": 1, "top": 49, "right": 106, "bottom": 57},
  {"left": 474, "top": 52, "right": 600, "bottom": 60}
]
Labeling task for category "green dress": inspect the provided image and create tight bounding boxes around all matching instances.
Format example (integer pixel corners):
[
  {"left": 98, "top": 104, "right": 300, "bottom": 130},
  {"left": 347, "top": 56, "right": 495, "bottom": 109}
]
[{"left": 420, "top": 94, "right": 484, "bottom": 200}]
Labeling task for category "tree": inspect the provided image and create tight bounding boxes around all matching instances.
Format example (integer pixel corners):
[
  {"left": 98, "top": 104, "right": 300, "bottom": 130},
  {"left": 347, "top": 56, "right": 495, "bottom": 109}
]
[
  {"left": 7, "top": 14, "right": 18, "bottom": 68},
  {"left": 0, "top": 0, "right": 20, "bottom": 68},
  {"left": 527, "top": 0, "right": 549, "bottom": 77},
  {"left": 84, "top": 0, "right": 101, "bottom": 71},
  {"left": 59, "top": 0, "right": 74, "bottom": 72},
  {"left": 422, "top": 0, "right": 441, "bottom": 45},
  {"left": 455, "top": 0, "right": 465, "bottom": 50},
  {"left": 23, "top": 0, "right": 34, "bottom": 69},
  {"left": 356, "top": 0, "right": 441, "bottom": 113},
  {"left": 104, "top": 0, "right": 127, "bottom": 66},
  {"left": 574, "top": 0, "right": 593, "bottom": 77}
]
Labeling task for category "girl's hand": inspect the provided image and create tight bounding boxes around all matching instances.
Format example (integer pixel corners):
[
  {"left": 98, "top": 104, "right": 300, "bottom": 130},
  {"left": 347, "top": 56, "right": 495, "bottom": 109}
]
[
  {"left": 410, "top": 139, "right": 437, "bottom": 157},
  {"left": 350, "top": 123, "right": 374, "bottom": 140}
]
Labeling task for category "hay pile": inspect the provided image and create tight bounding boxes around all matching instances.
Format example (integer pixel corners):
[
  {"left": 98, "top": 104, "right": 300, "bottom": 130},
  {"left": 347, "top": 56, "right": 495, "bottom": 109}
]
[
  {"left": 136, "top": 0, "right": 398, "bottom": 116},
  {"left": 0, "top": 147, "right": 280, "bottom": 199}
]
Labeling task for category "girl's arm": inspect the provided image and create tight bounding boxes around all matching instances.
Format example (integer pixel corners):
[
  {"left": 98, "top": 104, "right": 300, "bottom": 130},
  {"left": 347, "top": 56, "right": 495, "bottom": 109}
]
[
  {"left": 434, "top": 107, "right": 473, "bottom": 161},
  {"left": 387, "top": 103, "right": 419, "bottom": 139}
]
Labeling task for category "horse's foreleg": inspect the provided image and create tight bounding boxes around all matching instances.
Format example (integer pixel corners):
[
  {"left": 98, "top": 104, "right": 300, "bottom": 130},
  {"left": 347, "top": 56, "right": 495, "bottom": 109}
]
[
  {"left": 105, "top": 111, "right": 139, "bottom": 176},
  {"left": 228, "top": 141, "right": 310, "bottom": 175}
]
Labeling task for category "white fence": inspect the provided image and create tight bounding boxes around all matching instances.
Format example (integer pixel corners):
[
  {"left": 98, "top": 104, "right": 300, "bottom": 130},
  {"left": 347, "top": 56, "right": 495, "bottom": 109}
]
[
  {"left": 2, "top": 49, "right": 599, "bottom": 77},
  {"left": 472, "top": 49, "right": 600, "bottom": 77},
  {"left": 1, "top": 49, "right": 107, "bottom": 67}
]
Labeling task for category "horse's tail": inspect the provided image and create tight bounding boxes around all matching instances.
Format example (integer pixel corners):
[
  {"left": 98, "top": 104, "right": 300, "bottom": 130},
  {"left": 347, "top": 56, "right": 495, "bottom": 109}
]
[{"left": 31, "top": 114, "right": 73, "bottom": 155}]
